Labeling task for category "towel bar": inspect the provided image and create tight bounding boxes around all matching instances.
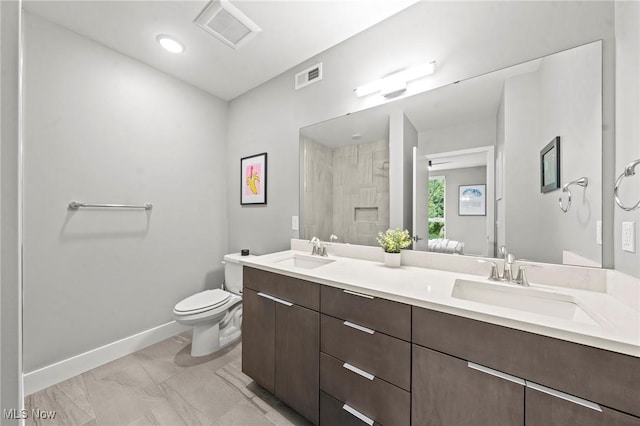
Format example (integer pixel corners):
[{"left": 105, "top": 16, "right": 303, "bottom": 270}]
[
  {"left": 614, "top": 159, "right": 640, "bottom": 211},
  {"left": 558, "top": 177, "right": 588, "bottom": 213},
  {"left": 68, "top": 201, "right": 153, "bottom": 210}
]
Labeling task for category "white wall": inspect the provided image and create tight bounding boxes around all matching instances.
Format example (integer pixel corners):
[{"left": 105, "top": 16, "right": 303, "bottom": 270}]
[
  {"left": 502, "top": 72, "right": 542, "bottom": 261},
  {"left": 538, "top": 42, "right": 602, "bottom": 265},
  {"left": 226, "top": 1, "right": 615, "bottom": 258},
  {"left": 1, "top": 0, "right": 23, "bottom": 419},
  {"left": 614, "top": 1, "right": 640, "bottom": 278},
  {"left": 389, "top": 110, "right": 404, "bottom": 230},
  {"left": 22, "top": 14, "right": 229, "bottom": 372},
  {"left": 403, "top": 115, "right": 418, "bottom": 235},
  {"left": 496, "top": 94, "right": 506, "bottom": 251},
  {"left": 501, "top": 42, "right": 602, "bottom": 265},
  {"left": 389, "top": 112, "right": 418, "bottom": 234}
]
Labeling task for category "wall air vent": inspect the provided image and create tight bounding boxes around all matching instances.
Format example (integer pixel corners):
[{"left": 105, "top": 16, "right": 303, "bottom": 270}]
[
  {"left": 295, "top": 63, "right": 323, "bottom": 90},
  {"left": 195, "top": 0, "right": 261, "bottom": 49}
]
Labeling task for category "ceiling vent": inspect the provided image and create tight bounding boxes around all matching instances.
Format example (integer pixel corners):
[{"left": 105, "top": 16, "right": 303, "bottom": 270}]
[
  {"left": 195, "top": 0, "right": 261, "bottom": 49},
  {"left": 295, "top": 63, "right": 323, "bottom": 90}
]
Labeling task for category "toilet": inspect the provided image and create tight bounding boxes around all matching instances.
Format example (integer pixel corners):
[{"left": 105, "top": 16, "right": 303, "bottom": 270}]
[{"left": 173, "top": 253, "right": 251, "bottom": 357}]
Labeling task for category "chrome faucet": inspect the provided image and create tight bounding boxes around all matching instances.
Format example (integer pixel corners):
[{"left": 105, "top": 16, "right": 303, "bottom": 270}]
[
  {"left": 514, "top": 265, "right": 531, "bottom": 286},
  {"left": 478, "top": 246, "right": 523, "bottom": 284},
  {"left": 309, "top": 235, "right": 338, "bottom": 257},
  {"left": 479, "top": 249, "right": 537, "bottom": 286},
  {"left": 309, "top": 237, "right": 321, "bottom": 255}
]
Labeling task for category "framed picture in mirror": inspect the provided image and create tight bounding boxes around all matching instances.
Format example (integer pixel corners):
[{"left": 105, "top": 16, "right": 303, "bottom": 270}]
[
  {"left": 459, "top": 184, "right": 486, "bottom": 216},
  {"left": 540, "top": 137, "right": 561, "bottom": 193}
]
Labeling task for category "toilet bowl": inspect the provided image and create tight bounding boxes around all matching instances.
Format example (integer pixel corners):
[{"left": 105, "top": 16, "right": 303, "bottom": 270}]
[{"left": 173, "top": 253, "right": 251, "bottom": 357}]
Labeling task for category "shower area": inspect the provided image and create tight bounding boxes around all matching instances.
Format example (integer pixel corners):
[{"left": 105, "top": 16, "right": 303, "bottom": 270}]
[{"left": 300, "top": 136, "right": 390, "bottom": 246}]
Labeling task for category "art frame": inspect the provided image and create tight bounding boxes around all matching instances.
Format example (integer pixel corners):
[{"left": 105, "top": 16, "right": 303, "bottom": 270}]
[
  {"left": 540, "top": 136, "right": 561, "bottom": 193},
  {"left": 458, "top": 184, "right": 486, "bottom": 216},
  {"left": 241, "top": 152, "right": 267, "bottom": 205}
]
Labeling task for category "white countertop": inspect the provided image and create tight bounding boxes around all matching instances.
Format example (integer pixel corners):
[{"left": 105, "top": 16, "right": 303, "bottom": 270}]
[{"left": 240, "top": 249, "right": 640, "bottom": 357}]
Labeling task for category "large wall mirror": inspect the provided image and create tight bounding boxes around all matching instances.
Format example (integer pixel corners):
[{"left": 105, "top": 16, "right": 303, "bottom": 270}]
[{"left": 300, "top": 40, "right": 603, "bottom": 267}]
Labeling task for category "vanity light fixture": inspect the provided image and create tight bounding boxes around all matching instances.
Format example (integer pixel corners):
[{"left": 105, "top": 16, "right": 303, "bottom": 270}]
[
  {"left": 355, "top": 60, "right": 437, "bottom": 98},
  {"left": 156, "top": 34, "right": 185, "bottom": 54}
]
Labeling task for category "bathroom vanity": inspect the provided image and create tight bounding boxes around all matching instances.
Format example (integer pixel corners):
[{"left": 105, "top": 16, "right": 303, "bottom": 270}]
[{"left": 241, "top": 243, "right": 640, "bottom": 426}]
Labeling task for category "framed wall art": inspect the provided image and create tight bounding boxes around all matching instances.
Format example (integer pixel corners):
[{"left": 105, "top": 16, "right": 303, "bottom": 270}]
[
  {"left": 241, "top": 152, "right": 267, "bottom": 205},
  {"left": 458, "top": 184, "right": 486, "bottom": 216},
  {"left": 540, "top": 136, "right": 561, "bottom": 193}
]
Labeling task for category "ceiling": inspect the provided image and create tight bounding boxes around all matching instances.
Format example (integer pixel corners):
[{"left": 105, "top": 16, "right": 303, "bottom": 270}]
[{"left": 23, "top": 0, "right": 420, "bottom": 101}]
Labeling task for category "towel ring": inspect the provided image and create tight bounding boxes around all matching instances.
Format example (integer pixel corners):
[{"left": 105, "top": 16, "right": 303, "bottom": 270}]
[
  {"left": 614, "top": 159, "right": 640, "bottom": 211},
  {"left": 559, "top": 177, "right": 588, "bottom": 213}
]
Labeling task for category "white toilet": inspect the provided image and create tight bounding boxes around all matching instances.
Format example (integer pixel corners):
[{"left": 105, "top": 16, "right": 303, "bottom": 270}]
[{"left": 173, "top": 253, "right": 251, "bottom": 357}]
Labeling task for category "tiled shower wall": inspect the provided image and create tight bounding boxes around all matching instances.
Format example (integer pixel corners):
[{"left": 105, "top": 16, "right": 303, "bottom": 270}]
[
  {"left": 303, "top": 138, "right": 389, "bottom": 245},
  {"left": 302, "top": 137, "right": 334, "bottom": 241},
  {"left": 334, "top": 140, "right": 390, "bottom": 245}
]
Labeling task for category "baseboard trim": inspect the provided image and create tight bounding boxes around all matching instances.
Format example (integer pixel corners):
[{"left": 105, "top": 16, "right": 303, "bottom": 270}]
[{"left": 23, "top": 321, "right": 189, "bottom": 396}]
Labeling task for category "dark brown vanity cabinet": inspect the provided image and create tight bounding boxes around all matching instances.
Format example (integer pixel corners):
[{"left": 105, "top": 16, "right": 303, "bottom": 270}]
[
  {"left": 242, "top": 267, "right": 320, "bottom": 425},
  {"left": 319, "top": 286, "right": 411, "bottom": 426},
  {"left": 243, "top": 266, "right": 639, "bottom": 426},
  {"left": 412, "top": 306, "right": 640, "bottom": 426}
]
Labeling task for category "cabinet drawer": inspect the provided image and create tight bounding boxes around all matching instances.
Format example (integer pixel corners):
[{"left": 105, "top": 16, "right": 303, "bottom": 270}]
[
  {"left": 320, "top": 352, "right": 410, "bottom": 426},
  {"left": 320, "top": 391, "right": 383, "bottom": 426},
  {"left": 321, "top": 314, "right": 410, "bottom": 391},
  {"left": 243, "top": 266, "right": 319, "bottom": 311},
  {"left": 321, "top": 285, "right": 411, "bottom": 341},
  {"left": 412, "top": 344, "right": 525, "bottom": 426},
  {"left": 413, "top": 306, "right": 640, "bottom": 417},
  {"left": 526, "top": 384, "right": 640, "bottom": 426}
]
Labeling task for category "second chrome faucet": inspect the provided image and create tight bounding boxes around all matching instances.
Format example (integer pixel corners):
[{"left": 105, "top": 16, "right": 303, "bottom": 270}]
[{"left": 480, "top": 246, "right": 532, "bottom": 286}]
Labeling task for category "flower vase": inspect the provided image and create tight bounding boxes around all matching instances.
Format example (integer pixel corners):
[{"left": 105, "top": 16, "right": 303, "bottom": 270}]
[{"left": 383, "top": 252, "right": 401, "bottom": 268}]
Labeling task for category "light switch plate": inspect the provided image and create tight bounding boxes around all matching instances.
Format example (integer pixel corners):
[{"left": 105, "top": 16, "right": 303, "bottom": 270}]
[
  {"left": 596, "top": 220, "right": 602, "bottom": 246},
  {"left": 622, "top": 221, "right": 635, "bottom": 253},
  {"left": 291, "top": 215, "right": 299, "bottom": 231}
]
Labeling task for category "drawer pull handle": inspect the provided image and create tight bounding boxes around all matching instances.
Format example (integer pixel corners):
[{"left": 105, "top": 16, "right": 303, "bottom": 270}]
[
  {"left": 526, "top": 381, "right": 602, "bottom": 412},
  {"left": 342, "top": 403, "right": 374, "bottom": 426},
  {"left": 343, "top": 362, "right": 375, "bottom": 381},
  {"left": 343, "top": 289, "right": 374, "bottom": 299},
  {"left": 343, "top": 321, "right": 375, "bottom": 335},
  {"left": 467, "top": 362, "right": 525, "bottom": 386},
  {"left": 257, "top": 292, "right": 293, "bottom": 307}
]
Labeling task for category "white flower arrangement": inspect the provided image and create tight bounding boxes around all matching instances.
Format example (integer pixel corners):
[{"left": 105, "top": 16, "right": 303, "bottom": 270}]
[{"left": 377, "top": 228, "right": 412, "bottom": 253}]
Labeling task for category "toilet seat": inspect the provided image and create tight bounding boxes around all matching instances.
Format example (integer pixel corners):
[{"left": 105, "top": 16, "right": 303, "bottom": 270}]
[{"left": 174, "top": 289, "right": 231, "bottom": 315}]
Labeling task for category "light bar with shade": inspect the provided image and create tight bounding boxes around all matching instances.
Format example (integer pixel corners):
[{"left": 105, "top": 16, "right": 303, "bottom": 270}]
[{"left": 355, "top": 60, "right": 436, "bottom": 98}]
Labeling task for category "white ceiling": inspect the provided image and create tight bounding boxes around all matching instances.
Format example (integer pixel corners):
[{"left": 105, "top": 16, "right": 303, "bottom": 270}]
[{"left": 23, "top": 0, "right": 420, "bottom": 101}]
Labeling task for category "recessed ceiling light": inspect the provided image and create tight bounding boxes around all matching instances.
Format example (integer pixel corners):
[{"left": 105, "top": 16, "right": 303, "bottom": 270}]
[{"left": 156, "top": 34, "right": 185, "bottom": 54}]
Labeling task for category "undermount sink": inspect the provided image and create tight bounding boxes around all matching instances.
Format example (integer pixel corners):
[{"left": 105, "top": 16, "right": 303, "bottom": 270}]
[
  {"left": 452, "top": 279, "right": 598, "bottom": 326},
  {"left": 276, "top": 253, "right": 336, "bottom": 270}
]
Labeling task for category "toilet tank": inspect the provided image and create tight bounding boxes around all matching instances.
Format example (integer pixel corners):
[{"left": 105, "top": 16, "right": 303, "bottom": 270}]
[{"left": 223, "top": 253, "right": 253, "bottom": 295}]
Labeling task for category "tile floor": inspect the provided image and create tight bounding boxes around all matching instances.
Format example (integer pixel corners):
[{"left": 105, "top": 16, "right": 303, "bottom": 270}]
[{"left": 24, "top": 333, "right": 313, "bottom": 426}]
